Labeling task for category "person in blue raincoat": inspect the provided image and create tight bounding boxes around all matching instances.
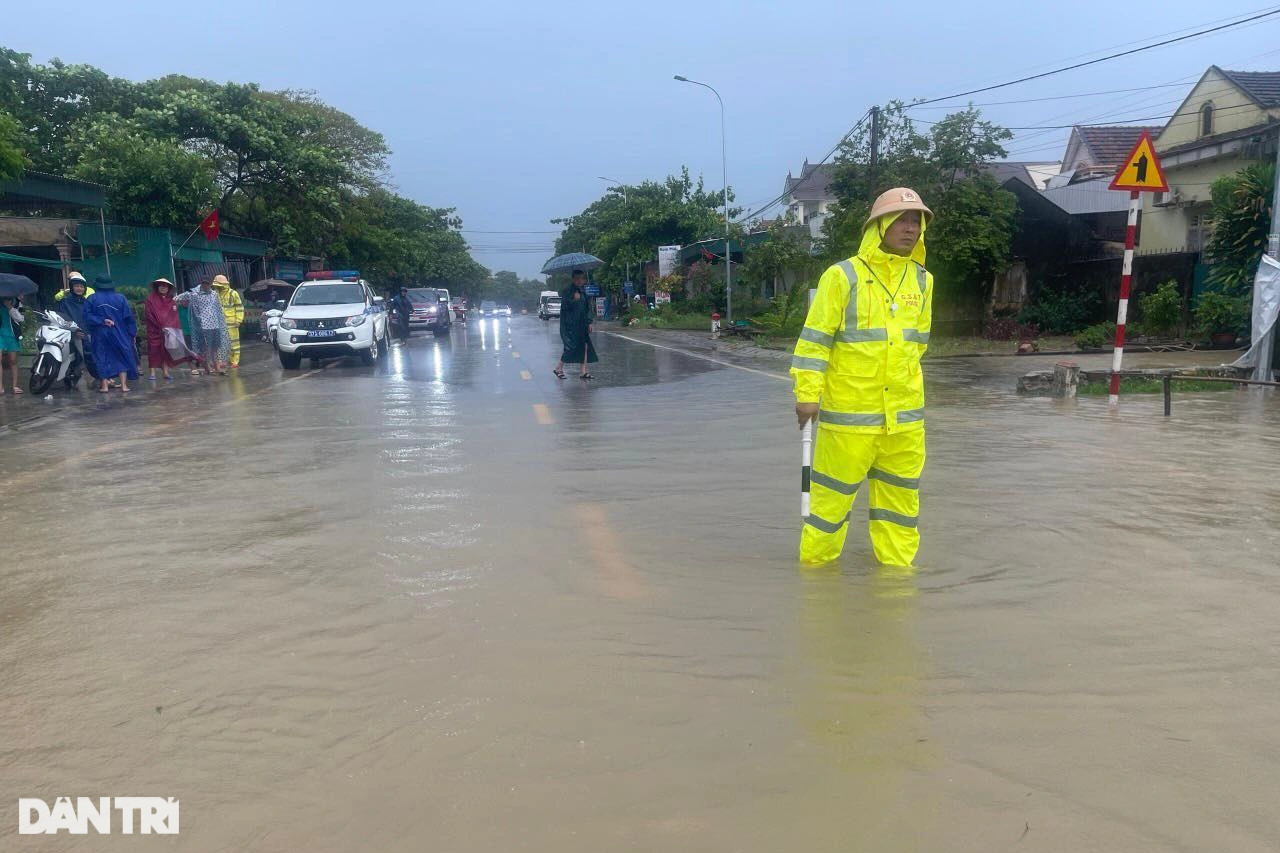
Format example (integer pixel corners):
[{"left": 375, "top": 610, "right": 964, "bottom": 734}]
[{"left": 83, "top": 275, "right": 139, "bottom": 393}]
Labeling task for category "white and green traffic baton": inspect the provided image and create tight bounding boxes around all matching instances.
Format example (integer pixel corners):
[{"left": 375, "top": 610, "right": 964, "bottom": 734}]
[{"left": 801, "top": 421, "right": 813, "bottom": 519}]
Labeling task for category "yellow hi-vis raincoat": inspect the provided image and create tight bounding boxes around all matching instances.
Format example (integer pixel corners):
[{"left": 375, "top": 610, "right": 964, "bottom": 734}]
[
  {"left": 792, "top": 212, "right": 932, "bottom": 566},
  {"left": 212, "top": 280, "right": 244, "bottom": 366}
]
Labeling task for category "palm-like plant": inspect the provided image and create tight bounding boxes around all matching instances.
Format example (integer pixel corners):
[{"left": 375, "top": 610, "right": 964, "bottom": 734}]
[{"left": 1206, "top": 162, "right": 1275, "bottom": 292}]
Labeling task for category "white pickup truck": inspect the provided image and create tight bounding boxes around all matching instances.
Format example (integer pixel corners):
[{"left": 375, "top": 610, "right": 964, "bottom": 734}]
[{"left": 275, "top": 278, "right": 390, "bottom": 368}]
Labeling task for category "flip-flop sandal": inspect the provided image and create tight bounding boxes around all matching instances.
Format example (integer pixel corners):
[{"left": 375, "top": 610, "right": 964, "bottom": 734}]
[
  {"left": 97, "top": 387, "right": 110, "bottom": 394},
  {"left": 147, "top": 376, "right": 157, "bottom": 381},
  {"left": 553, "top": 369, "right": 566, "bottom": 379},
  {"left": 580, "top": 373, "right": 595, "bottom": 380}
]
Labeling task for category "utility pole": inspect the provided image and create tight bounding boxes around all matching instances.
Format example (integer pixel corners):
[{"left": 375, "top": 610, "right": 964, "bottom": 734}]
[{"left": 869, "top": 106, "right": 882, "bottom": 199}]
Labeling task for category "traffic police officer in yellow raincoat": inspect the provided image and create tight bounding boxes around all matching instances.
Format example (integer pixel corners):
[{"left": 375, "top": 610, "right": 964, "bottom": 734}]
[
  {"left": 210, "top": 274, "right": 244, "bottom": 368},
  {"left": 792, "top": 187, "right": 933, "bottom": 566}
]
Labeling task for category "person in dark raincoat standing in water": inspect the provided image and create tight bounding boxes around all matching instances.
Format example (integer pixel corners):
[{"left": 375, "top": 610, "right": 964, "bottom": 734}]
[
  {"left": 552, "top": 269, "right": 598, "bottom": 380},
  {"left": 83, "top": 275, "right": 139, "bottom": 393}
]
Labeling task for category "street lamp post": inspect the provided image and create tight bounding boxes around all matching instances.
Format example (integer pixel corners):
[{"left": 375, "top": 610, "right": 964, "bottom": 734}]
[
  {"left": 674, "top": 75, "right": 731, "bottom": 323},
  {"left": 597, "top": 176, "right": 631, "bottom": 292}
]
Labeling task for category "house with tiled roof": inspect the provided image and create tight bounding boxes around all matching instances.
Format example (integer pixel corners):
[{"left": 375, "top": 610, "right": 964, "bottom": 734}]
[
  {"left": 783, "top": 161, "right": 837, "bottom": 239},
  {"left": 1141, "top": 65, "right": 1280, "bottom": 256},
  {"left": 1059, "top": 125, "right": 1165, "bottom": 182}
]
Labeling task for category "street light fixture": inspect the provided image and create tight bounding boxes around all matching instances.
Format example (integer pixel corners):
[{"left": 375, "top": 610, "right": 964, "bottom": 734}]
[
  {"left": 674, "top": 74, "right": 732, "bottom": 322},
  {"left": 597, "top": 176, "right": 631, "bottom": 291}
]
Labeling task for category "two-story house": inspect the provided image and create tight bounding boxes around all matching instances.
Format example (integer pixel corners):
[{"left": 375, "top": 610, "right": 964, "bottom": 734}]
[
  {"left": 783, "top": 161, "right": 837, "bottom": 240},
  {"left": 1142, "top": 66, "right": 1280, "bottom": 256}
]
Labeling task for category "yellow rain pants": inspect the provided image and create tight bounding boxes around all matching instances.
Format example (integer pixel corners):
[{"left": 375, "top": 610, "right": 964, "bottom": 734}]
[
  {"left": 213, "top": 282, "right": 244, "bottom": 366},
  {"left": 800, "top": 427, "right": 925, "bottom": 566}
]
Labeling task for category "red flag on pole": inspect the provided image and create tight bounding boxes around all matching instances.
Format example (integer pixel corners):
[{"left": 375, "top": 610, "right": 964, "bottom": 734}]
[{"left": 199, "top": 210, "right": 220, "bottom": 242}]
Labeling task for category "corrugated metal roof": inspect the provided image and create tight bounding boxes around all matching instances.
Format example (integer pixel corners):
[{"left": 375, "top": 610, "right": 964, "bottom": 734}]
[{"left": 1040, "top": 178, "right": 1131, "bottom": 215}]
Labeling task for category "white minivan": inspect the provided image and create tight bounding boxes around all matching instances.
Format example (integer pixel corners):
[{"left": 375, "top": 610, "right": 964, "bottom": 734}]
[{"left": 276, "top": 278, "right": 390, "bottom": 368}]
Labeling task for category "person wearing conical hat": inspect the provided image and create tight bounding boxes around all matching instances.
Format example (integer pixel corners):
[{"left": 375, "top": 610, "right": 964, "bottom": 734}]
[
  {"left": 210, "top": 274, "right": 244, "bottom": 367},
  {"left": 791, "top": 188, "right": 934, "bottom": 567}
]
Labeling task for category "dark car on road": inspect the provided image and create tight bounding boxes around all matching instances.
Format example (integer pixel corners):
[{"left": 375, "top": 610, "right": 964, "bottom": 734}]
[{"left": 407, "top": 288, "right": 452, "bottom": 336}]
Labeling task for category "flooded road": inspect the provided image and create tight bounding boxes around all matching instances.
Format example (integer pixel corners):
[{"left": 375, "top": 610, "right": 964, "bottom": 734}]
[{"left": 2, "top": 317, "right": 1279, "bottom": 851}]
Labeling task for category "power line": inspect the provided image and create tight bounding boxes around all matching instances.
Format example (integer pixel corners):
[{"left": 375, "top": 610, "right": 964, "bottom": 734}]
[
  {"left": 910, "top": 6, "right": 1280, "bottom": 107},
  {"left": 736, "top": 108, "right": 874, "bottom": 224},
  {"left": 907, "top": 82, "right": 1194, "bottom": 110}
]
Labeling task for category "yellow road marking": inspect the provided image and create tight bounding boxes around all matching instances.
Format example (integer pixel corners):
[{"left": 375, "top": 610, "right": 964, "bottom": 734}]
[
  {"left": 532, "top": 403, "right": 553, "bottom": 425},
  {"left": 576, "top": 503, "right": 647, "bottom": 600},
  {"left": 520, "top": 370, "right": 532, "bottom": 380}
]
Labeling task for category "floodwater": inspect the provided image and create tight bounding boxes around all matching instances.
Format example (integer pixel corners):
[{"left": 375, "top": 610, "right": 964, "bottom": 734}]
[{"left": 2, "top": 317, "right": 1278, "bottom": 852}]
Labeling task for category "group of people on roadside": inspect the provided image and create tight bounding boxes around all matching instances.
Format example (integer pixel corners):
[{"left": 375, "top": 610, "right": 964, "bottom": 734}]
[{"left": 0, "top": 270, "right": 245, "bottom": 396}]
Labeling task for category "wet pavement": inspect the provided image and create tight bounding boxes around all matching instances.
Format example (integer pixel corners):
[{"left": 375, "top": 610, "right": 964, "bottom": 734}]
[{"left": 2, "top": 317, "right": 1279, "bottom": 851}]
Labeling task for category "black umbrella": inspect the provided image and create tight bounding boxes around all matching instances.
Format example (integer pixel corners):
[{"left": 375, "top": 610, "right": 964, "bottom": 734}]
[{"left": 0, "top": 273, "right": 38, "bottom": 299}]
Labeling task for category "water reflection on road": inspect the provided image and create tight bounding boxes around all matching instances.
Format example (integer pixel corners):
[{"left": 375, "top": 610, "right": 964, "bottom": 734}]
[{"left": 0, "top": 318, "right": 1277, "bottom": 851}]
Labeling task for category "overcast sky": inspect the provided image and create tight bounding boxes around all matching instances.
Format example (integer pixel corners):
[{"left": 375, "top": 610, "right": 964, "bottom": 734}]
[{"left": 7, "top": 1, "right": 1278, "bottom": 277}]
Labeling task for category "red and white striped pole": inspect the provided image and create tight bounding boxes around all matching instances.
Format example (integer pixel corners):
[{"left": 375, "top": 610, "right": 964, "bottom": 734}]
[{"left": 1109, "top": 190, "right": 1141, "bottom": 405}]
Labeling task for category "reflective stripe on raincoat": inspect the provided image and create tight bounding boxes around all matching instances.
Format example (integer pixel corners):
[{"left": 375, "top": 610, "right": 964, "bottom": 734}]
[{"left": 790, "top": 212, "right": 933, "bottom": 434}]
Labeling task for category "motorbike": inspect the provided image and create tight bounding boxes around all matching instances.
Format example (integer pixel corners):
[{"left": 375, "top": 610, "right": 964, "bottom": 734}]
[
  {"left": 261, "top": 300, "right": 286, "bottom": 348},
  {"left": 452, "top": 303, "right": 467, "bottom": 322},
  {"left": 28, "top": 309, "right": 83, "bottom": 394}
]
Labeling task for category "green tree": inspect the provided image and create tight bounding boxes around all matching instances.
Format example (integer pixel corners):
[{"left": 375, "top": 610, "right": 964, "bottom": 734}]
[
  {"left": 328, "top": 188, "right": 487, "bottom": 289},
  {"left": 0, "top": 109, "right": 26, "bottom": 181},
  {"left": 1206, "top": 161, "right": 1274, "bottom": 293},
  {"left": 739, "top": 217, "right": 820, "bottom": 295},
  {"left": 67, "top": 115, "right": 216, "bottom": 226},
  {"left": 0, "top": 48, "right": 139, "bottom": 173},
  {"left": 822, "top": 102, "right": 1016, "bottom": 312},
  {"left": 127, "top": 79, "right": 389, "bottom": 253},
  {"left": 553, "top": 168, "right": 731, "bottom": 292}
]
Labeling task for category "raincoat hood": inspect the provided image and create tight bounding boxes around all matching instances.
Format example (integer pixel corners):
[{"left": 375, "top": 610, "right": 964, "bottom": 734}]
[{"left": 859, "top": 210, "right": 927, "bottom": 268}]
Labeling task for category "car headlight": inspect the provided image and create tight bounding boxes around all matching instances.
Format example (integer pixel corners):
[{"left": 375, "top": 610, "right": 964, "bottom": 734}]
[
  {"left": 280, "top": 318, "right": 297, "bottom": 330},
  {"left": 347, "top": 314, "right": 367, "bottom": 327}
]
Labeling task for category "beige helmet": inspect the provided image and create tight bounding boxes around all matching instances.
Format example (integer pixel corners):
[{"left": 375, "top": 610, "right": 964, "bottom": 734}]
[
  {"left": 865, "top": 187, "right": 933, "bottom": 228},
  {"left": 68, "top": 271, "right": 86, "bottom": 283},
  {"left": 211, "top": 274, "right": 231, "bottom": 287}
]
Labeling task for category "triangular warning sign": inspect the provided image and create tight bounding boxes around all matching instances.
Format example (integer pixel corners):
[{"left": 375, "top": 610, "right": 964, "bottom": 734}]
[{"left": 1109, "top": 130, "right": 1169, "bottom": 192}]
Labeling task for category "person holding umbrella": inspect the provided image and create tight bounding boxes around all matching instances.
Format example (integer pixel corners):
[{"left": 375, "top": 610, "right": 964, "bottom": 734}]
[
  {"left": 553, "top": 269, "right": 598, "bottom": 380},
  {"left": 0, "top": 294, "right": 24, "bottom": 394}
]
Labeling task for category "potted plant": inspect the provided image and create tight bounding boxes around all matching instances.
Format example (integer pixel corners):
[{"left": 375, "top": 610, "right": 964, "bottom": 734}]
[{"left": 1193, "top": 291, "right": 1249, "bottom": 348}]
